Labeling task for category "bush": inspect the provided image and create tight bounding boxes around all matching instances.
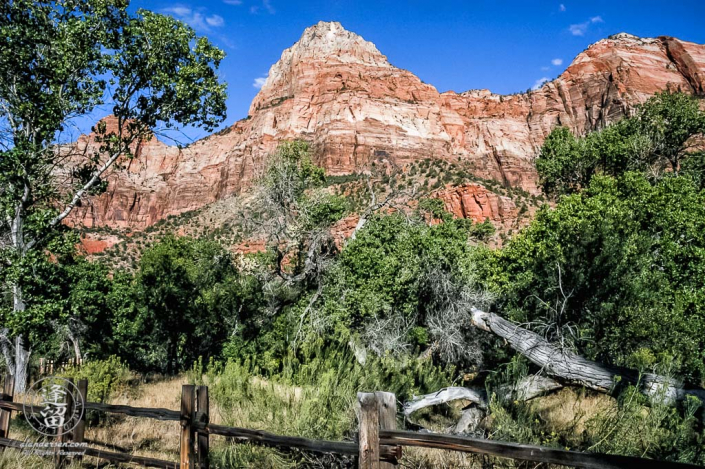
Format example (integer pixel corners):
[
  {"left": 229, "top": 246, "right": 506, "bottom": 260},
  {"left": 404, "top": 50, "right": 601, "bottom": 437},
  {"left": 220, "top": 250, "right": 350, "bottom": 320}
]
[
  {"left": 61, "top": 356, "right": 132, "bottom": 403},
  {"left": 479, "top": 173, "right": 705, "bottom": 382}
]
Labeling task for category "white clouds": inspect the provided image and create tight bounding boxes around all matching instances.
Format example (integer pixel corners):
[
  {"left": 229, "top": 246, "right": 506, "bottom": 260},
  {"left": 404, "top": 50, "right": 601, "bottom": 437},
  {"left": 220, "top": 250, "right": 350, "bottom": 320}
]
[
  {"left": 250, "top": 0, "right": 276, "bottom": 14},
  {"left": 569, "top": 16, "right": 604, "bottom": 36},
  {"left": 568, "top": 23, "right": 587, "bottom": 36},
  {"left": 166, "top": 6, "right": 192, "bottom": 17},
  {"left": 532, "top": 77, "right": 550, "bottom": 91},
  {"left": 163, "top": 5, "right": 226, "bottom": 31},
  {"left": 253, "top": 77, "right": 268, "bottom": 89},
  {"left": 559, "top": 3, "right": 566, "bottom": 12},
  {"left": 206, "top": 14, "right": 224, "bottom": 27},
  {"left": 541, "top": 58, "right": 563, "bottom": 71}
]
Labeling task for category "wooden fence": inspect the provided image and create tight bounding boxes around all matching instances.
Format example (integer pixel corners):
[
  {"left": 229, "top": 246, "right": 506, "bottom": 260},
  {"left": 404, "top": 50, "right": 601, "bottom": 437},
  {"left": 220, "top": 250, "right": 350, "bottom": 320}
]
[
  {"left": 0, "top": 374, "right": 702, "bottom": 469},
  {"left": 37, "top": 358, "right": 84, "bottom": 377}
]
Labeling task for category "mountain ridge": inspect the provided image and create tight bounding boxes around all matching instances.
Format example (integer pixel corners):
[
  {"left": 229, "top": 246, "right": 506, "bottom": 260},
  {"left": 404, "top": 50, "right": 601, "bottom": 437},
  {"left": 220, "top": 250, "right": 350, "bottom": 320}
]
[{"left": 67, "top": 22, "right": 705, "bottom": 230}]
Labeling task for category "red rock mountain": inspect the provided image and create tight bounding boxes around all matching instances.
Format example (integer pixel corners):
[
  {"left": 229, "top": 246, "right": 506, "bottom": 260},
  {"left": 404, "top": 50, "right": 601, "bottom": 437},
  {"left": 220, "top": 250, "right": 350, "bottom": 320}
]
[{"left": 70, "top": 22, "right": 705, "bottom": 229}]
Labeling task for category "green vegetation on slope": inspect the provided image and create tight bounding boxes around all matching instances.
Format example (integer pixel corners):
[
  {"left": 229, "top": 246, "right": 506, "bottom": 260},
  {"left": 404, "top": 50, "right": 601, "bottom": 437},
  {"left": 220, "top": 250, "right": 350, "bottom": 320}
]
[{"left": 2, "top": 92, "right": 705, "bottom": 467}]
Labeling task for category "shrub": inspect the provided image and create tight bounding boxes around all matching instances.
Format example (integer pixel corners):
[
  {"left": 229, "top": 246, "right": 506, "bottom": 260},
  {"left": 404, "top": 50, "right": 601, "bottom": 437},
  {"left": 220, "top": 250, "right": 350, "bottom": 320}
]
[{"left": 61, "top": 356, "right": 132, "bottom": 403}]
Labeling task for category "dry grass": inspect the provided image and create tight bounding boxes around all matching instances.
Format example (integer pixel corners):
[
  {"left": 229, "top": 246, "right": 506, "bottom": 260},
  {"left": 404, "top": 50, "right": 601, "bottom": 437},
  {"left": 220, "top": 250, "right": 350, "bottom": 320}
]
[
  {"left": 4, "top": 376, "right": 191, "bottom": 468},
  {"left": 527, "top": 388, "right": 615, "bottom": 437},
  {"left": 82, "top": 376, "right": 188, "bottom": 462}
]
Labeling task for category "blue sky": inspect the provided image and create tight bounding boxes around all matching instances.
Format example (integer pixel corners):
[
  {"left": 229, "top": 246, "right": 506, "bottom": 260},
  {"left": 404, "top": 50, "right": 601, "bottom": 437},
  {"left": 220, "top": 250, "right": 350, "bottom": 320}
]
[{"left": 132, "top": 0, "right": 705, "bottom": 141}]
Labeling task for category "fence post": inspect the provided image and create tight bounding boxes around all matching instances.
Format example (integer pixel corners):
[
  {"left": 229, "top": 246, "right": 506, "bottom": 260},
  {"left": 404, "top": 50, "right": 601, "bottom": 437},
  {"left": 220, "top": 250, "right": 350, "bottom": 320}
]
[
  {"left": 0, "top": 374, "right": 15, "bottom": 450},
  {"left": 358, "top": 392, "right": 381, "bottom": 469},
  {"left": 375, "top": 392, "right": 399, "bottom": 467},
  {"left": 196, "top": 386, "right": 209, "bottom": 469},
  {"left": 55, "top": 378, "right": 75, "bottom": 469},
  {"left": 180, "top": 385, "right": 196, "bottom": 469},
  {"left": 72, "top": 379, "right": 88, "bottom": 464}
]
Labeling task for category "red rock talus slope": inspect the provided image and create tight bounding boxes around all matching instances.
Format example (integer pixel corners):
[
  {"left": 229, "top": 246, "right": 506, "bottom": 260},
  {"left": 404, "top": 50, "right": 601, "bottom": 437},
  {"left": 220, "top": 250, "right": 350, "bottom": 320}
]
[{"left": 69, "top": 23, "right": 705, "bottom": 229}]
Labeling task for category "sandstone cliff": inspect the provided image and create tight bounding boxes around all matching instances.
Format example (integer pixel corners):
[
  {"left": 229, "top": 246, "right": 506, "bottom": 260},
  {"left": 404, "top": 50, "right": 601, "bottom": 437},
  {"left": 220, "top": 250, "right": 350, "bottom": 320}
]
[{"left": 69, "top": 23, "right": 705, "bottom": 229}]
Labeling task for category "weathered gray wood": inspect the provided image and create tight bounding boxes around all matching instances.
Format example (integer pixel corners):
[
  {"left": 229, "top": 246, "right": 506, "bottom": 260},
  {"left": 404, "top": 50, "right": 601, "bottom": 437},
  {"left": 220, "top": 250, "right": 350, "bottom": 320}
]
[
  {"left": 470, "top": 308, "right": 705, "bottom": 403},
  {"left": 380, "top": 429, "right": 703, "bottom": 469},
  {"left": 180, "top": 385, "right": 196, "bottom": 469},
  {"left": 0, "top": 399, "right": 182, "bottom": 421},
  {"left": 498, "top": 375, "right": 563, "bottom": 402},
  {"left": 0, "top": 375, "right": 14, "bottom": 449},
  {"left": 358, "top": 392, "right": 380, "bottom": 469},
  {"left": 471, "top": 308, "right": 623, "bottom": 391},
  {"left": 196, "top": 386, "right": 209, "bottom": 469},
  {"left": 86, "top": 401, "right": 181, "bottom": 420},
  {"left": 54, "top": 378, "right": 74, "bottom": 468},
  {"left": 72, "top": 379, "right": 88, "bottom": 464},
  {"left": 195, "top": 421, "right": 397, "bottom": 461},
  {"left": 375, "top": 392, "right": 399, "bottom": 467},
  {"left": 403, "top": 386, "right": 488, "bottom": 422}
]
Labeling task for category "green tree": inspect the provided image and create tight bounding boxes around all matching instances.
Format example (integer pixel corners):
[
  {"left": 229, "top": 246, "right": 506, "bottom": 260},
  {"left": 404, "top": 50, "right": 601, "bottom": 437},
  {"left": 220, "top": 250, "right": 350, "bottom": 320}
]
[
  {"left": 320, "top": 212, "right": 493, "bottom": 366},
  {"left": 0, "top": 0, "right": 226, "bottom": 391},
  {"left": 480, "top": 172, "right": 705, "bottom": 382},
  {"left": 536, "top": 91, "right": 705, "bottom": 196},
  {"left": 120, "top": 236, "right": 242, "bottom": 374}
]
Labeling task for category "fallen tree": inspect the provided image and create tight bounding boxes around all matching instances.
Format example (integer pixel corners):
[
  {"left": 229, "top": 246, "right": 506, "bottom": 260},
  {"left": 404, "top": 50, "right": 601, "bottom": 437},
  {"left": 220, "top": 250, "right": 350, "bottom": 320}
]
[
  {"left": 403, "top": 375, "right": 563, "bottom": 432},
  {"left": 470, "top": 308, "right": 705, "bottom": 404}
]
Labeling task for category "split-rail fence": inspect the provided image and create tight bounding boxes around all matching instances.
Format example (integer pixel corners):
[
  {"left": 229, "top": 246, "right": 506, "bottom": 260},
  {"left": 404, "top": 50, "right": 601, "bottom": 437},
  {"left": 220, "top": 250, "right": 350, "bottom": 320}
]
[{"left": 0, "top": 374, "right": 701, "bottom": 469}]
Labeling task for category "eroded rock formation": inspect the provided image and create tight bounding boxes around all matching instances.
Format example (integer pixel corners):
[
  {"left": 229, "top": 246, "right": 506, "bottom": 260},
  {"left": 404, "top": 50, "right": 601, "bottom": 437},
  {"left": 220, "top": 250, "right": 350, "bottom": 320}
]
[
  {"left": 69, "top": 23, "right": 705, "bottom": 230},
  {"left": 432, "top": 184, "right": 535, "bottom": 230}
]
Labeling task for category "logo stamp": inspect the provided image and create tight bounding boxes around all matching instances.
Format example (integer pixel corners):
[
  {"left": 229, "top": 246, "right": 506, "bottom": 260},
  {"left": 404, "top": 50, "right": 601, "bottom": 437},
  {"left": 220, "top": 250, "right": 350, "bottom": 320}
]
[{"left": 23, "top": 377, "right": 85, "bottom": 437}]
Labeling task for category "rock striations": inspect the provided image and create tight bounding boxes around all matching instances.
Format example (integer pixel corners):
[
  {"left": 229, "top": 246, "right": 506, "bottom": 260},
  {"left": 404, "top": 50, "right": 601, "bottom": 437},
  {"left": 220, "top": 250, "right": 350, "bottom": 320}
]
[{"left": 68, "top": 22, "right": 705, "bottom": 229}]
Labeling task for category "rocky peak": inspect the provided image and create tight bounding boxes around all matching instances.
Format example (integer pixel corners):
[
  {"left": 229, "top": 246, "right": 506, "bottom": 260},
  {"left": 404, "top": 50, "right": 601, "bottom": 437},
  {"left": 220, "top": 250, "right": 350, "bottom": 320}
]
[
  {"left": 70, "top": 26, "right": 705, "bottom": 234},
  {"left": 287, "top": 21, "right": 389, "bottom": 67},
  {"left": 250, "top": 22, "right": 391, "bottom": 112},
  {"left": 608, "top": 32, "right": 641, "bottom": 41}
]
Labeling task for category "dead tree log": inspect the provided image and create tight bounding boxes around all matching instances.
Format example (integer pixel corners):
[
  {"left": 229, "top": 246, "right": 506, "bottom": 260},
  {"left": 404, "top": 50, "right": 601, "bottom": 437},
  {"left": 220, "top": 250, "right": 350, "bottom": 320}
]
[
  {"left": 497, "top": 375, "right": 563, "bottom": 402},
  {"left": 470, "top": 308, "right": 705, "bottom": 404},
  {"left": 404, "top": 387, "right": 488, "bottom": 419},
  {"left": 403, "top": 376, "right": 563, "bottom": 435}
]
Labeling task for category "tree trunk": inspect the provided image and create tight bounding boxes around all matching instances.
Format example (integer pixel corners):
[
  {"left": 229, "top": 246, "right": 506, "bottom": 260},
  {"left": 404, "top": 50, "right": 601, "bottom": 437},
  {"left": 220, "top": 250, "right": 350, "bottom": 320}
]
[
  {"left": 470, "top": 308, "right": 705, "bottom": 404},
  {"left": 497, "top": 375, "right": 563, "bottom": 402},
  {"left": 403, "top": 387, "right": 488, "bottom": 421},
  {"left": 67, "top": 327, "right": 82, "bottom": 363},
  {"left": 9, "top": 202, "right": 31, "bottom": 393},
  {"left": 403, "top": 376, "right": 562, "bottom": 429},
  {"left": 12, "top": 285, "right": 30, "bottom": 393}
]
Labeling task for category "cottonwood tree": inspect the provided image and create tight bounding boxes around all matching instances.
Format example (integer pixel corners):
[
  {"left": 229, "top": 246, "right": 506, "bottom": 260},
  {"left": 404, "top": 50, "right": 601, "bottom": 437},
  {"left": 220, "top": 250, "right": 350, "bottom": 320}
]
[
  {"left": 536, "top": 91, "right": 705, "bottom": 196},
  {"left": 0, "top": 0, "right": 226, "bottom": 391}
]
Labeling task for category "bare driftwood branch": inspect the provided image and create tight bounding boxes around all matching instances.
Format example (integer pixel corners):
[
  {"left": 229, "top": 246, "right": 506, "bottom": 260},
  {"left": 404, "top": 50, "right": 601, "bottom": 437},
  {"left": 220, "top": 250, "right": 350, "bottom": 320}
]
[
  {"left": 497, "top": 375, "right": 563, "bottom": 402},
  {"left": 470, "top": 308, "right": 705, "bottom": 404},
  {"left": 404, "top": 387, "right": 488, "bottom": 420},
  {"left": 452, "top": 407, "right": 485, "bottom": 435}
]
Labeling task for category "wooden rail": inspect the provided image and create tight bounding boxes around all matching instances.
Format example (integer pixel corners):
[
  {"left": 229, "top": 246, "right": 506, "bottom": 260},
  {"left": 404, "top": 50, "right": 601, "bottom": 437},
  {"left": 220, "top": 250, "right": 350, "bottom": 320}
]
[
  {"left": 380, "top": 430, "right": 703, "bottom": 469},
  {"left": 0, "top": 374, "right": 702, "bottom": 469},
  {"left": 0, "top": 400, "right": 181, "bottom": 421}
]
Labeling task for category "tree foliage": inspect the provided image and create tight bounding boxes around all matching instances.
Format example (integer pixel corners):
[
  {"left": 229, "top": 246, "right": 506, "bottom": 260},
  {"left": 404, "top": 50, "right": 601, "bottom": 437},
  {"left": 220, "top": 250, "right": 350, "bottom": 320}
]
[
  {"left": 0, "top": 0, "right": 227, "bottom": 389},
  {"left": 118, "top": 236, "right": 244, "bottom": 373},
  {"left": 319, "top": 212, "right": 494, "bottom": 366},
  {"left": 483, "top": 173, "right": 705, "bottom": 382},
  {"left": 536, "top": 91, "right": 705, "bottom": 196}
]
